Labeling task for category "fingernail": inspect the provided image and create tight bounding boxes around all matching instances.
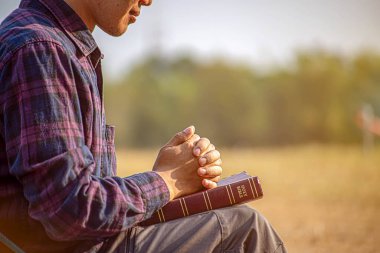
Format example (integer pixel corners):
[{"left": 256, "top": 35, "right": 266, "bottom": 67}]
[
  {"left": 199, "top": 168, "right": 206, "bottom": 175},
  {"left": 199, "top": 158, "right": 207, "bottom": 166},
  {"left": 194, "top": 148, "right": 201, "bottom": 156},
  {"left": 183, "top": 126, "right": 192, "bottom": 135}
]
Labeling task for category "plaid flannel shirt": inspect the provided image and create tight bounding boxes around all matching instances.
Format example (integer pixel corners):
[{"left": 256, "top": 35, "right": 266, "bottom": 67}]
[{"left": 0, "top": 0, "right": 169, "bottom": 252}]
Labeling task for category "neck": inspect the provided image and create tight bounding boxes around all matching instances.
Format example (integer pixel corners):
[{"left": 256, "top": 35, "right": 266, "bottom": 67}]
[{"left": 64, "top": 0, "right": 95, "bottom": 32}]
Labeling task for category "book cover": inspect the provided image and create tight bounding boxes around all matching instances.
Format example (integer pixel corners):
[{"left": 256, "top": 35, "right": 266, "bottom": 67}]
[{"left": 139, "top": 171, "right": 263, "bottom": 226}]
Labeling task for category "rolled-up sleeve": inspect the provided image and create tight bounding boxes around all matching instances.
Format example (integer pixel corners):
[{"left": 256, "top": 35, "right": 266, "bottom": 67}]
[{"left": 0, "top": 41, "right": 170, "bottom": 241}]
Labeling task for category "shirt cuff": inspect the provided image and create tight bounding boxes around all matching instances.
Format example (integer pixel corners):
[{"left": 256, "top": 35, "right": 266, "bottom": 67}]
[{"left": 127, "top": 171, "right": 170, "bottom": 220}]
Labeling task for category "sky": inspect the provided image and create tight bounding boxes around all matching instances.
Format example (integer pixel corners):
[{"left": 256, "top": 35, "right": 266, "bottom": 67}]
[{"left": 1, "top": 0, "right": 380, "bottom": 78}]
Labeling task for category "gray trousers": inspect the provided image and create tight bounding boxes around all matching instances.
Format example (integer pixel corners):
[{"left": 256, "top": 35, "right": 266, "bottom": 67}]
[{"left": 101, "top": 205, "right": 286, "bottom": 253}]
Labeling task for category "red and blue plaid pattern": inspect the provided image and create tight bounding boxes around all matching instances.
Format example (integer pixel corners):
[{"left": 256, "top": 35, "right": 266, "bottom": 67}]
[{"left": 0, "top": 0, "right": 169, "bottom": 252}]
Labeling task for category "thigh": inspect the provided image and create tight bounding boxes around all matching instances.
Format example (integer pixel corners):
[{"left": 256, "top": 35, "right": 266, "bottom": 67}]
[
  {"left": 131, "top": 205, "right": 285, "bottom": 253},
  {"left": 132, "top": 208, "right": 223, "bottom": 253},
  {"left": 213, "top": 205, "right": 286, "bottom": 253}
]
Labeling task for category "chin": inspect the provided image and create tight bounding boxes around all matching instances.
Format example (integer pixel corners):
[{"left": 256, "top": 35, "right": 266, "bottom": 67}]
[{"left": 99, "top": 24, "right": 129, "bottom": 37}]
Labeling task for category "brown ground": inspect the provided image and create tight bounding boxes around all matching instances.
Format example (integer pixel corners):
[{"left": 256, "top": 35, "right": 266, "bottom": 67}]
[{"left": 116, "top": 145, "right": 380, "bottom": 253}]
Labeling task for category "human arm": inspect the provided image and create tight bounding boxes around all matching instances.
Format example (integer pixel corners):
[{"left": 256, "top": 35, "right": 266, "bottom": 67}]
[{"left": 0, "top": 41, "right": 170, "bottom": 241}]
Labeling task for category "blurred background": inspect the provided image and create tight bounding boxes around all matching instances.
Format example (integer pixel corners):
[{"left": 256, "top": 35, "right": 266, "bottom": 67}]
[{"left": 1, "top": 0, "right": 380, "bottom": 252}]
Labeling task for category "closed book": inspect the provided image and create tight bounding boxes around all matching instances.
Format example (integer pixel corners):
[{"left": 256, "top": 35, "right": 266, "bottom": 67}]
[{"left": 139, "top": 172, "right": 263, "bottom": 226}]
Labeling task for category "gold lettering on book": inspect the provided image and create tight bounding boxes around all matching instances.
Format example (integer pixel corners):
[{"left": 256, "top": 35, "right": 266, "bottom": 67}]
[
  {"left": 228, "top": 185, "right": 236, "bottom": 203},
  {"left": 237, "top": 185, "right": 248, "bottom": 198},
  {"left": 225, "top": 186, "right": 232, "bottom": 205},
  {"left": 205, "top": 191, "right": 213, "bottom": 210}
]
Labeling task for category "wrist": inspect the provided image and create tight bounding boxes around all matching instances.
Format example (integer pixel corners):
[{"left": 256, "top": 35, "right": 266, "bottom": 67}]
[{"left": 154, "top": 171, "right": 175, "bottom": 200}]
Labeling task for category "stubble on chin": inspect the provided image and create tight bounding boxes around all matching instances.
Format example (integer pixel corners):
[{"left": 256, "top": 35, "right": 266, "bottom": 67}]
[{"left": 98, "top": 20, "right": 129, "bottom": 37}]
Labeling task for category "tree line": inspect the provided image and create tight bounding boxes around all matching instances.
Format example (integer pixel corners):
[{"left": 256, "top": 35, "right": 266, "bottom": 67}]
[{"left": 104, "top": 49, "right": 380, "bottom": 147}]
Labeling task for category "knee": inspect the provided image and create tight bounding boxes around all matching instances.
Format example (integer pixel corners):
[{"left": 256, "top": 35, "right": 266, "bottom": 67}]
[
  {"left": 236, "top": 205, "right": 286, "bottom": 252},
  {"left": 213, "top": 205, "right": 286, "bottom": 252}
]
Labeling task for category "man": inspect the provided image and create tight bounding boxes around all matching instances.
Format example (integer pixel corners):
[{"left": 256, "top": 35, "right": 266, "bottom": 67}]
[{"left": 0, "top": 0, "right": 287, "bottom": 252}]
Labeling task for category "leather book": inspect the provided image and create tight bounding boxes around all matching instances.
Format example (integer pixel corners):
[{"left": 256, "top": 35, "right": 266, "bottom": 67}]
[{"left": 139, "top": 172, "right": 263, "bottom": 226}]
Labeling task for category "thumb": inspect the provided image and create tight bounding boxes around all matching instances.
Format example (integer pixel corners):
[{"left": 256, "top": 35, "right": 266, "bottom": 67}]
[{"left": 166, "top": 126, "right": 195, "bottom": 146}]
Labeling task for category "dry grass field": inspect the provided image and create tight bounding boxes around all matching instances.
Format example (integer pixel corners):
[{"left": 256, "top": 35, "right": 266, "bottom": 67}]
[{"left": 116, "top": 145, "right": 380, "bottom": 253}]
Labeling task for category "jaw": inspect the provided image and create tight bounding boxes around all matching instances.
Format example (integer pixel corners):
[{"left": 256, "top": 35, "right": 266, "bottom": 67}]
[
  {"left": 90, "top": 2, "right": 133, "bottom": 36},
  {"left": 64, "top": 0, "right": 96, "bottom": 31},
  {"left": 97, "top": 16, "right": 131, "bottom": 37}
]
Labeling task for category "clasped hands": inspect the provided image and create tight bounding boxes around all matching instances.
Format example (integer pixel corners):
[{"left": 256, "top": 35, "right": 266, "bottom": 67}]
[{"left": 153, "top": 126, "right": 222, "bottom": 200}]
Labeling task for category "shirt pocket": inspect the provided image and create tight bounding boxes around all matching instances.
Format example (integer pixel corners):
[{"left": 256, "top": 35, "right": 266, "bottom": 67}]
[{"left": 105, "top": 124, "right": 117, "bottom": 176}]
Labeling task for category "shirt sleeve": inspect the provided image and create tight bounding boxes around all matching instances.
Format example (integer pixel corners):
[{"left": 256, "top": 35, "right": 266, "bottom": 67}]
[{"left": 0, "top": 41, "right": 170, "bottom": 241}]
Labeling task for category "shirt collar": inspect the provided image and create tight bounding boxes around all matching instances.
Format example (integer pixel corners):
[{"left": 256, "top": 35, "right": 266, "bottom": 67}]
[{"left": 21, "top": 0, "right": 99, "bottom": 57}]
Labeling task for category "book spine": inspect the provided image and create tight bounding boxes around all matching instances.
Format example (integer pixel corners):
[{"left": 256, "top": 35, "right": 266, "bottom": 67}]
[{"left": 139, "top": 177, "right": 263, "bottom": 226}]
